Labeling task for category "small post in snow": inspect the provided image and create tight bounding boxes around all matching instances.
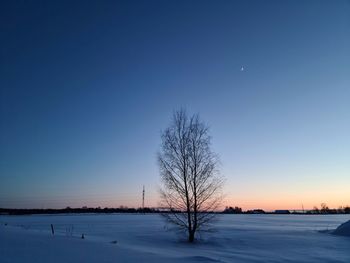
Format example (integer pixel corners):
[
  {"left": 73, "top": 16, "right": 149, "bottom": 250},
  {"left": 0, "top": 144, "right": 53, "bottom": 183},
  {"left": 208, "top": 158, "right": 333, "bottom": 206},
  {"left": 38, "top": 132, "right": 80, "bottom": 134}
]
[{"left": 51, "top": 224, "right": 55, "bottom": 235}]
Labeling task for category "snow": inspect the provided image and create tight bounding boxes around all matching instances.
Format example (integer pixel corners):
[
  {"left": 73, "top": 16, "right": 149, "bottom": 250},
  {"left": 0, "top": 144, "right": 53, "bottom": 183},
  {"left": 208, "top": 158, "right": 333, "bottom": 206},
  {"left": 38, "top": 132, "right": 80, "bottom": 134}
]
[
  {"left": 0, "top": 214, "right": 349, "bottom": 262},
  {"left": 333, "top": 220, "right": 350, "bottom": 237}
]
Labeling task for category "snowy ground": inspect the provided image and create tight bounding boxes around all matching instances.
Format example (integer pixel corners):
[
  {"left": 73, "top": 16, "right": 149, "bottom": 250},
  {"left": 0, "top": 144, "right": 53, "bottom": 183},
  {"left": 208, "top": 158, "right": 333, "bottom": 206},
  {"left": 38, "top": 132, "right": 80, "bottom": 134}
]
[{"left": 1, "top": 214, "right": 349, "bottom": 262}]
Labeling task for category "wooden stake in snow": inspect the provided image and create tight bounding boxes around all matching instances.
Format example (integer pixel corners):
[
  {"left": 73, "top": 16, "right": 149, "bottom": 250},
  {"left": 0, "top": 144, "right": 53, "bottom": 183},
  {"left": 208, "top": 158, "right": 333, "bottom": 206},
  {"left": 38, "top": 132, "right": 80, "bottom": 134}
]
[{"left": 51, "top": 224, "right": 55, "bottom": 235}]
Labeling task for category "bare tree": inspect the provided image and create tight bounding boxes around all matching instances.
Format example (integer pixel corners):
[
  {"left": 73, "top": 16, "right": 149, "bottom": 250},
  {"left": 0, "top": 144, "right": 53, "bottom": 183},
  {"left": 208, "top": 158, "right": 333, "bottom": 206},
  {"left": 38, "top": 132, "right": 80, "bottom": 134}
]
[{"left": 158, "top": 109, "right": 223, "bottom": 242}]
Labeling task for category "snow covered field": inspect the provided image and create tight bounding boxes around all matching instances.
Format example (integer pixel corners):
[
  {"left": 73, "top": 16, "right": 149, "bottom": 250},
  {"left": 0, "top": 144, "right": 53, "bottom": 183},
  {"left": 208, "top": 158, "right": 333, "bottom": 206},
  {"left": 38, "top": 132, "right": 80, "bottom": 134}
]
[{"left": 1, "top": 214, "right": 349, "bottom": 262}]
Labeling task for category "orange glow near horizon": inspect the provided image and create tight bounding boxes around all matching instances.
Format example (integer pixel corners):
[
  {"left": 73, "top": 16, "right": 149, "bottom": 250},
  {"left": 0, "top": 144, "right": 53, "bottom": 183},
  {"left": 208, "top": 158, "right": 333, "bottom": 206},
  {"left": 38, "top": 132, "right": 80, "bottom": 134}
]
[
  {"left": 88, "top": 194, "right": 350, "bottom": 212},
  {"left": 4, "top": 180, "right": 349, "bottom": 210}
]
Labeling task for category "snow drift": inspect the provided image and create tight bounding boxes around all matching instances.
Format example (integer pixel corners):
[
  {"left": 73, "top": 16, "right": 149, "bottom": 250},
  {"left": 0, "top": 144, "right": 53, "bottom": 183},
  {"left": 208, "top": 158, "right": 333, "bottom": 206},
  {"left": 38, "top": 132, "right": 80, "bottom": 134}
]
[{"left": 333, "top": 220, "right": 350, "bottom": 237}]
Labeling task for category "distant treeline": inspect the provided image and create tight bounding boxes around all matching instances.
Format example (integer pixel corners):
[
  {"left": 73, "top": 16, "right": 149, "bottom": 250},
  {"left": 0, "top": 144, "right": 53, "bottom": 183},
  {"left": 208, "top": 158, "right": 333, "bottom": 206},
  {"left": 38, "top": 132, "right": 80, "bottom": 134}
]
[
  {"left": 308, "top": 203, "right": 350, "bottom": 214},
  {"left": 1, "top": 203, "right": 349, "bottom": 216},
  {"left": 223, "top": 204, "right": 350, "bottom": 214},
  {"left": 0, "top": 207, "right": 159, "bottom": 215}
]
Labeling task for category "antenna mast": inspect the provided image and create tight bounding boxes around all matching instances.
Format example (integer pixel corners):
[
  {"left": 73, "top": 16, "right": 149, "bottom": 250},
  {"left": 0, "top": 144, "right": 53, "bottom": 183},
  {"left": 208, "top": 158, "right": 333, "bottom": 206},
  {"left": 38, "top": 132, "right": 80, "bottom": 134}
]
[{"left": 142, "top": 185, "right": 145, "bottom": 210}]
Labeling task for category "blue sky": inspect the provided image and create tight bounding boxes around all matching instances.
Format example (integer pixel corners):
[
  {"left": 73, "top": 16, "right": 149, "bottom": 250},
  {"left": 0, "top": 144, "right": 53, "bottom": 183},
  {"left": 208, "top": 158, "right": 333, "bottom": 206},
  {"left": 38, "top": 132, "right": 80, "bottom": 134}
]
[{"left": 1, "top": 0, "right": 349, "bottom": 209}]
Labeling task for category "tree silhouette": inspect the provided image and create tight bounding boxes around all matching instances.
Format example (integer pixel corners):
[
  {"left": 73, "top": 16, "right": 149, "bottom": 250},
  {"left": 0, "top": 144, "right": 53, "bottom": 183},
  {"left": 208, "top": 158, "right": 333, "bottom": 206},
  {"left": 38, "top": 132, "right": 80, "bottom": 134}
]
[{"left": 158, "top": 109, "right": 223, "bottom": 242}]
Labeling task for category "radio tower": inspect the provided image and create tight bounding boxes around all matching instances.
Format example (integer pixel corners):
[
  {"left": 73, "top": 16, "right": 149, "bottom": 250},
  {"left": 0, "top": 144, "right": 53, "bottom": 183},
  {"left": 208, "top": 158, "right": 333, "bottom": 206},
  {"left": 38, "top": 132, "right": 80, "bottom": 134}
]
[{"left": 142, "top": 185, "right": 145, "bottom": 210}]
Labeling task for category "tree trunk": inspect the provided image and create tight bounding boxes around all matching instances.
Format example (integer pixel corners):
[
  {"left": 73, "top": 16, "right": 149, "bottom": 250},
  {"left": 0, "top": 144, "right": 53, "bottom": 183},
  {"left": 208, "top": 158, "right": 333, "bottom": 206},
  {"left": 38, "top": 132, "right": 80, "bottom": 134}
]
[{"left": 188, "top": 230, "right": 195, "bottom": 242}]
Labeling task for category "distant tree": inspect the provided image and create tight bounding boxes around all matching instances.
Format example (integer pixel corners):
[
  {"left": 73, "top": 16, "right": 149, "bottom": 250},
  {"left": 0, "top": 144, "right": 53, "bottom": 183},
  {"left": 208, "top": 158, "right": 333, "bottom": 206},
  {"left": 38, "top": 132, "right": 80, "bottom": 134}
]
[
  {"left": 158, "top": 110, "right": 223, "bottom": 242},
  {"left": 223, "top": 206, "right": 242, "bottom": 214},
  {"left": 312, "top": 206, "right": 320, "bottom": 214},
  {"left": 344, "top": 206, "right": 350, "bottom": 214},
  {"left": 337, "top": 206, "right": 344, "bottom": 214},
  {"left": 320, "top": 203, "right": 330, "bottom": 214}
]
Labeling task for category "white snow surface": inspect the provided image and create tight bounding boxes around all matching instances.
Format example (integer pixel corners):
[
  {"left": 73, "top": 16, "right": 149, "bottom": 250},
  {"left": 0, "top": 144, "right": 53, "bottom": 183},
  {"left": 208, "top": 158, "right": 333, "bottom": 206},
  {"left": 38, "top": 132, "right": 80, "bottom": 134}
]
[
  {"left": 333, "top": 220, "right": 350, "bottom": 237},
  {"left": 1, "top": 214, "right": 349, "bottom": 263}
]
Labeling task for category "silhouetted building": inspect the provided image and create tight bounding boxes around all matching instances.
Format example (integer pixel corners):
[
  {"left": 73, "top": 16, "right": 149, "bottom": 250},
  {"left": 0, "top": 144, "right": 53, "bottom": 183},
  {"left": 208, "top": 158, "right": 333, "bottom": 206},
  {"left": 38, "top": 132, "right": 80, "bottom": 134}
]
[
  {"left": 275, "top": 210, "right": 290, "bottom": 214},
  {"left": 246, "top": 209, "right": 265, "bottom": 214}
]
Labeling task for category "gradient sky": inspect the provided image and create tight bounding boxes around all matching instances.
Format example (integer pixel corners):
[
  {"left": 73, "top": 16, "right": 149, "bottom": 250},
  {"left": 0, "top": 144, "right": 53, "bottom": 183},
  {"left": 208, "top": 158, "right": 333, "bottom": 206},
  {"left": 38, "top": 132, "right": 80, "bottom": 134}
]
[{"left": 1, "top": 0, "right": 349, "bottom": 210}]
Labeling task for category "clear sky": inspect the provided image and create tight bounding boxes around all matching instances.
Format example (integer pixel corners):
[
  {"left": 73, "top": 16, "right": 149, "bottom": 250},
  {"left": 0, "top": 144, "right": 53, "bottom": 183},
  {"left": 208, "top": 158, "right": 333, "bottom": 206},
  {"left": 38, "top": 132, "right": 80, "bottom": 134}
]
[{"left": 1, "top": 0, "right": 349, "bottom": 210}]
